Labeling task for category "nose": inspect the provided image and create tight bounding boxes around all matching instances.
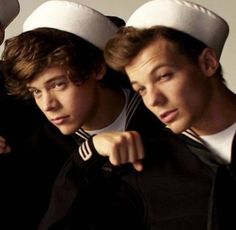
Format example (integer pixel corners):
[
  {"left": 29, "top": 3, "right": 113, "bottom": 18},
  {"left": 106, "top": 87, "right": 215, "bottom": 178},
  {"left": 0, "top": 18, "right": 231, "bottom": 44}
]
[
  {"left": 41, "top": 93, "right": 58, "bottom": 112},
  {"left": 145, "top": 86, "right": 166, "bottom": 107}
]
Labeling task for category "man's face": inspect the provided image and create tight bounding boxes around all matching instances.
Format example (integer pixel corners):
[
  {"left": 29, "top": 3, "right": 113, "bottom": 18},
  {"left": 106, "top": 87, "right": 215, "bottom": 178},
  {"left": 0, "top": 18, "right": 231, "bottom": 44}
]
[
  {"left": 125, "top": 38, "right": 213, "bottom": 134},
  {"left": 27, "top": 67, "right": 101, "bottom": 135}
]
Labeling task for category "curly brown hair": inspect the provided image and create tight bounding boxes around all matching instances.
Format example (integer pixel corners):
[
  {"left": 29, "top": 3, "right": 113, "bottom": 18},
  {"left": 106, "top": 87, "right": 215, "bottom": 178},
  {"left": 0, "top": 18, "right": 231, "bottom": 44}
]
[{"left": 2, "top": 27, "right": 130, "bottom": 99}]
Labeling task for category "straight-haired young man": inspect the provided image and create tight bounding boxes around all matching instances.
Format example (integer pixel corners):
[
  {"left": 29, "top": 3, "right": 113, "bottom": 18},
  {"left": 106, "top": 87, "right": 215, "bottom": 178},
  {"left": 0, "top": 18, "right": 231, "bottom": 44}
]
[{"left": 104, "top": 0, "right": 236, "bottom": 229}]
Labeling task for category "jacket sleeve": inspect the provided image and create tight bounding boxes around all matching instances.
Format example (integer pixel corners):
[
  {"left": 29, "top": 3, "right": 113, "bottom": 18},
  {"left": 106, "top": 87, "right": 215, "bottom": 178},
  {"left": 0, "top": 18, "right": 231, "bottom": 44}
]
[
  {"left": 38, "top": 137, "right": 110, "bottom": 230},
  {"left": 72, "top": 135, "right": 109, "bottom": 181}
]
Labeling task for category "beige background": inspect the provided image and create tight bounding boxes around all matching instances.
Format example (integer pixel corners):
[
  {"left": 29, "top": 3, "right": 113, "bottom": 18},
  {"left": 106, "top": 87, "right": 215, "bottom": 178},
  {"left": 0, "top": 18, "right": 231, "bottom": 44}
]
[{"left": 2, "top": 0, "right": 236, "bottom": 91}]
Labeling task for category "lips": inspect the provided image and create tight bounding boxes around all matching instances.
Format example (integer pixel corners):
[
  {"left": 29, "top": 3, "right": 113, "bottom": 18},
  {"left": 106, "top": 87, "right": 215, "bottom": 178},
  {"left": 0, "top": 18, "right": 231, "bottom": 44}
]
[
  {"left": 51, "top": 116, "right": 69, "bottom": 125},
  {"left": 160, "top": 109, "right": 178, "bottom": 124}
]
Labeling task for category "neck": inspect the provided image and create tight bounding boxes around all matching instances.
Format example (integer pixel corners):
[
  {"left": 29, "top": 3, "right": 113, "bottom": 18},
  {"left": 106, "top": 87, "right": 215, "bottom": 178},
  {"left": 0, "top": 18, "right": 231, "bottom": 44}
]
[
  {"left": 192, "top": 83, "right": 236, "bottom": 135},
  {"left": 82, "top": 87, "right": 125, "bottom": 131}
]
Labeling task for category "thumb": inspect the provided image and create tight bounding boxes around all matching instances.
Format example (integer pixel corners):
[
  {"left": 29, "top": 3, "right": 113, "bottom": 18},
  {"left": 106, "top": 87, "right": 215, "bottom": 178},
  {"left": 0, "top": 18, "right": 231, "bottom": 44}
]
[{"left": 133, "top": 160, "right": 144, "bottom": 172}]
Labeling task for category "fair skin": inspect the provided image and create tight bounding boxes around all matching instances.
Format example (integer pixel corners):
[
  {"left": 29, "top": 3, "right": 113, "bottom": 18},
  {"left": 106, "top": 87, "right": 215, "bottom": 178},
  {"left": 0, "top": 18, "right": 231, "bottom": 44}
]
[
  {"left": 125, "top": 38, "right": 236, "bottom": 135},
  {"left": 92, "top": 37, "right": 236, "bottom": 170},
  {"left": 27, "top": 66, "right": 124, "bottom": 135},
  {"left": 92, "top": 131, "right": 144, "bottom": 171},
  {"left": 26, "top": 66, "right": 144, "bottom": 170}
]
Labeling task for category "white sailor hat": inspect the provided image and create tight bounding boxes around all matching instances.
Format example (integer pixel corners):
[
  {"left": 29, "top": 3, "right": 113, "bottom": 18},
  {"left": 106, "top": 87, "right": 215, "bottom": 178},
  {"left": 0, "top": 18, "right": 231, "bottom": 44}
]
[
  {"left": 0, "top": 0, "right": 19, "bottom": 29},
  {"left": 23, "top": 0, "right": 119, "bottom": 50},
  {"left": 126, "top": 0, "right": 229, "bottom": 58}
]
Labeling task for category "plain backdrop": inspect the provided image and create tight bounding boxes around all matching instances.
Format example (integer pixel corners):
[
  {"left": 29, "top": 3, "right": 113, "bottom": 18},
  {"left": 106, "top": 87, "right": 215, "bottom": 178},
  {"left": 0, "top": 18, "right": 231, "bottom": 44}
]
[{"left": 1, "top": 0, "right": 236, "bottom": 91}]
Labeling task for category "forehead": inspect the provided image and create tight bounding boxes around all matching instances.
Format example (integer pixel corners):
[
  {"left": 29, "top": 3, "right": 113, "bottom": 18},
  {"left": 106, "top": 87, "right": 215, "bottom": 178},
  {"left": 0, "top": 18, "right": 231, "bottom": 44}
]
[
  {"left": 125, "top": 38, "right": 179, "bottom": 75},
  {"left": 27, "top": 67, "right": 67, "bottom": 87}
]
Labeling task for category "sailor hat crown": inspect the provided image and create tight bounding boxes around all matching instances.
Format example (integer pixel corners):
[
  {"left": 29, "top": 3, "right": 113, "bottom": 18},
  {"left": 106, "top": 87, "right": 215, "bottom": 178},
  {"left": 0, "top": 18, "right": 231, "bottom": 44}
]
[
  {"left": 23, "top": 0, "right": 119, "bottom": 50},
  {"left": 127, "top": 0, "right": 229, "bottom": 58}
]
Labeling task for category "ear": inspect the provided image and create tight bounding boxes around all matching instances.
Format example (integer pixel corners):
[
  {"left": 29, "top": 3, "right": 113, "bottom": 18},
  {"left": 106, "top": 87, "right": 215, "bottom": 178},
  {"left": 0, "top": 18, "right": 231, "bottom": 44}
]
[
  {"left": 95, "top": 62, "right": 106, "bottom": 80},
  {"left": 198, "top": 48, "right": 219, "bottom": 77}
]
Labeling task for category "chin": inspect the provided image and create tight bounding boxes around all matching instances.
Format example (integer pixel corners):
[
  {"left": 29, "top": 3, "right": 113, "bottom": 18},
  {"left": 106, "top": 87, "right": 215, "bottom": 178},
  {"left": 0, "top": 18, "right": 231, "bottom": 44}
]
[
  {"left": 167, "top": 123, "right": 186, "bottom": 134},
  {"left": 58, "top": 127, "right": 76, "bottom": 135}
]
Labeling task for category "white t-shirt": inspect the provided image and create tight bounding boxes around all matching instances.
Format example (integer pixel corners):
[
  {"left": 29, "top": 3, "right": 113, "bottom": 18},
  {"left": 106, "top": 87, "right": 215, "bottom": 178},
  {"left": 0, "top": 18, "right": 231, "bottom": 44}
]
[
  {"left": 200, "top": 122, "right": 236, "bottom": 163},
  {"left": 85, "top": 89, "right": 129, "bottom": 136}
]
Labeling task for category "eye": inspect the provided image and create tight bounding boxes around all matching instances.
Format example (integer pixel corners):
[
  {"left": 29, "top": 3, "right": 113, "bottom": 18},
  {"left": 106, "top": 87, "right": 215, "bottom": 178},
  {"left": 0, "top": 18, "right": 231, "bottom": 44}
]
[
  {"left": 135, "top": 86, "right": 146, "bottom": 96},
  {"left": 51, "top": 80, "right": 67, "bottom": 90},
  {"left": 29, "top": 88, "right": 42, "bottom": 98},
  {"left": 157, "top": 72, "right": 173, "bottom": 82}
]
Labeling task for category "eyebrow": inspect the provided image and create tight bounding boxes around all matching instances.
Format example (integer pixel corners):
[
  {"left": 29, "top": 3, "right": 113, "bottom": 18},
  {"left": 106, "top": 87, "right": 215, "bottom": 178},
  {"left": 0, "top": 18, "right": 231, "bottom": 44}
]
[
  {"left": 45, "top": 75, "right": 67, "bottom": 84},
  {"left": 27, "top": 74, "right": 67, "bottom": 89},
  {"left": 130, "top": 63, "right": 170, "bottom": 86}
]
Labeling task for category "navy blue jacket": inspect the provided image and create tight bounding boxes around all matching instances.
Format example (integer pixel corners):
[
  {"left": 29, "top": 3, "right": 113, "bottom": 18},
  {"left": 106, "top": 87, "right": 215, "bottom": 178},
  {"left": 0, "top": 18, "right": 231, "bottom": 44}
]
[{"left": 37, "top": 90, "right": 217, "bottom": 230}]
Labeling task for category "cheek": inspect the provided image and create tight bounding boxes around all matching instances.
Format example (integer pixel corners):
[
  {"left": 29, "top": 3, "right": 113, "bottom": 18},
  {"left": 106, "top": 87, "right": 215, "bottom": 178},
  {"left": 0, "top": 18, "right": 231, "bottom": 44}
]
[
  {"left": 142, "top": 96, "right": 150, "bottom": 108},
  {"left": 174, "top": 80, "right": 209, "bottom": 119},
  {"left": 70, "top": 90, "right": 96, "bottom": 116},
  {"left": 167, "top": 73, "right": 198, "bottom": 104},
  {"left": 171, "top": 84, "right": 196, "bottom": 114},
  {"left": 63, "top": 87, "right": 85, "bottom": 108}
]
